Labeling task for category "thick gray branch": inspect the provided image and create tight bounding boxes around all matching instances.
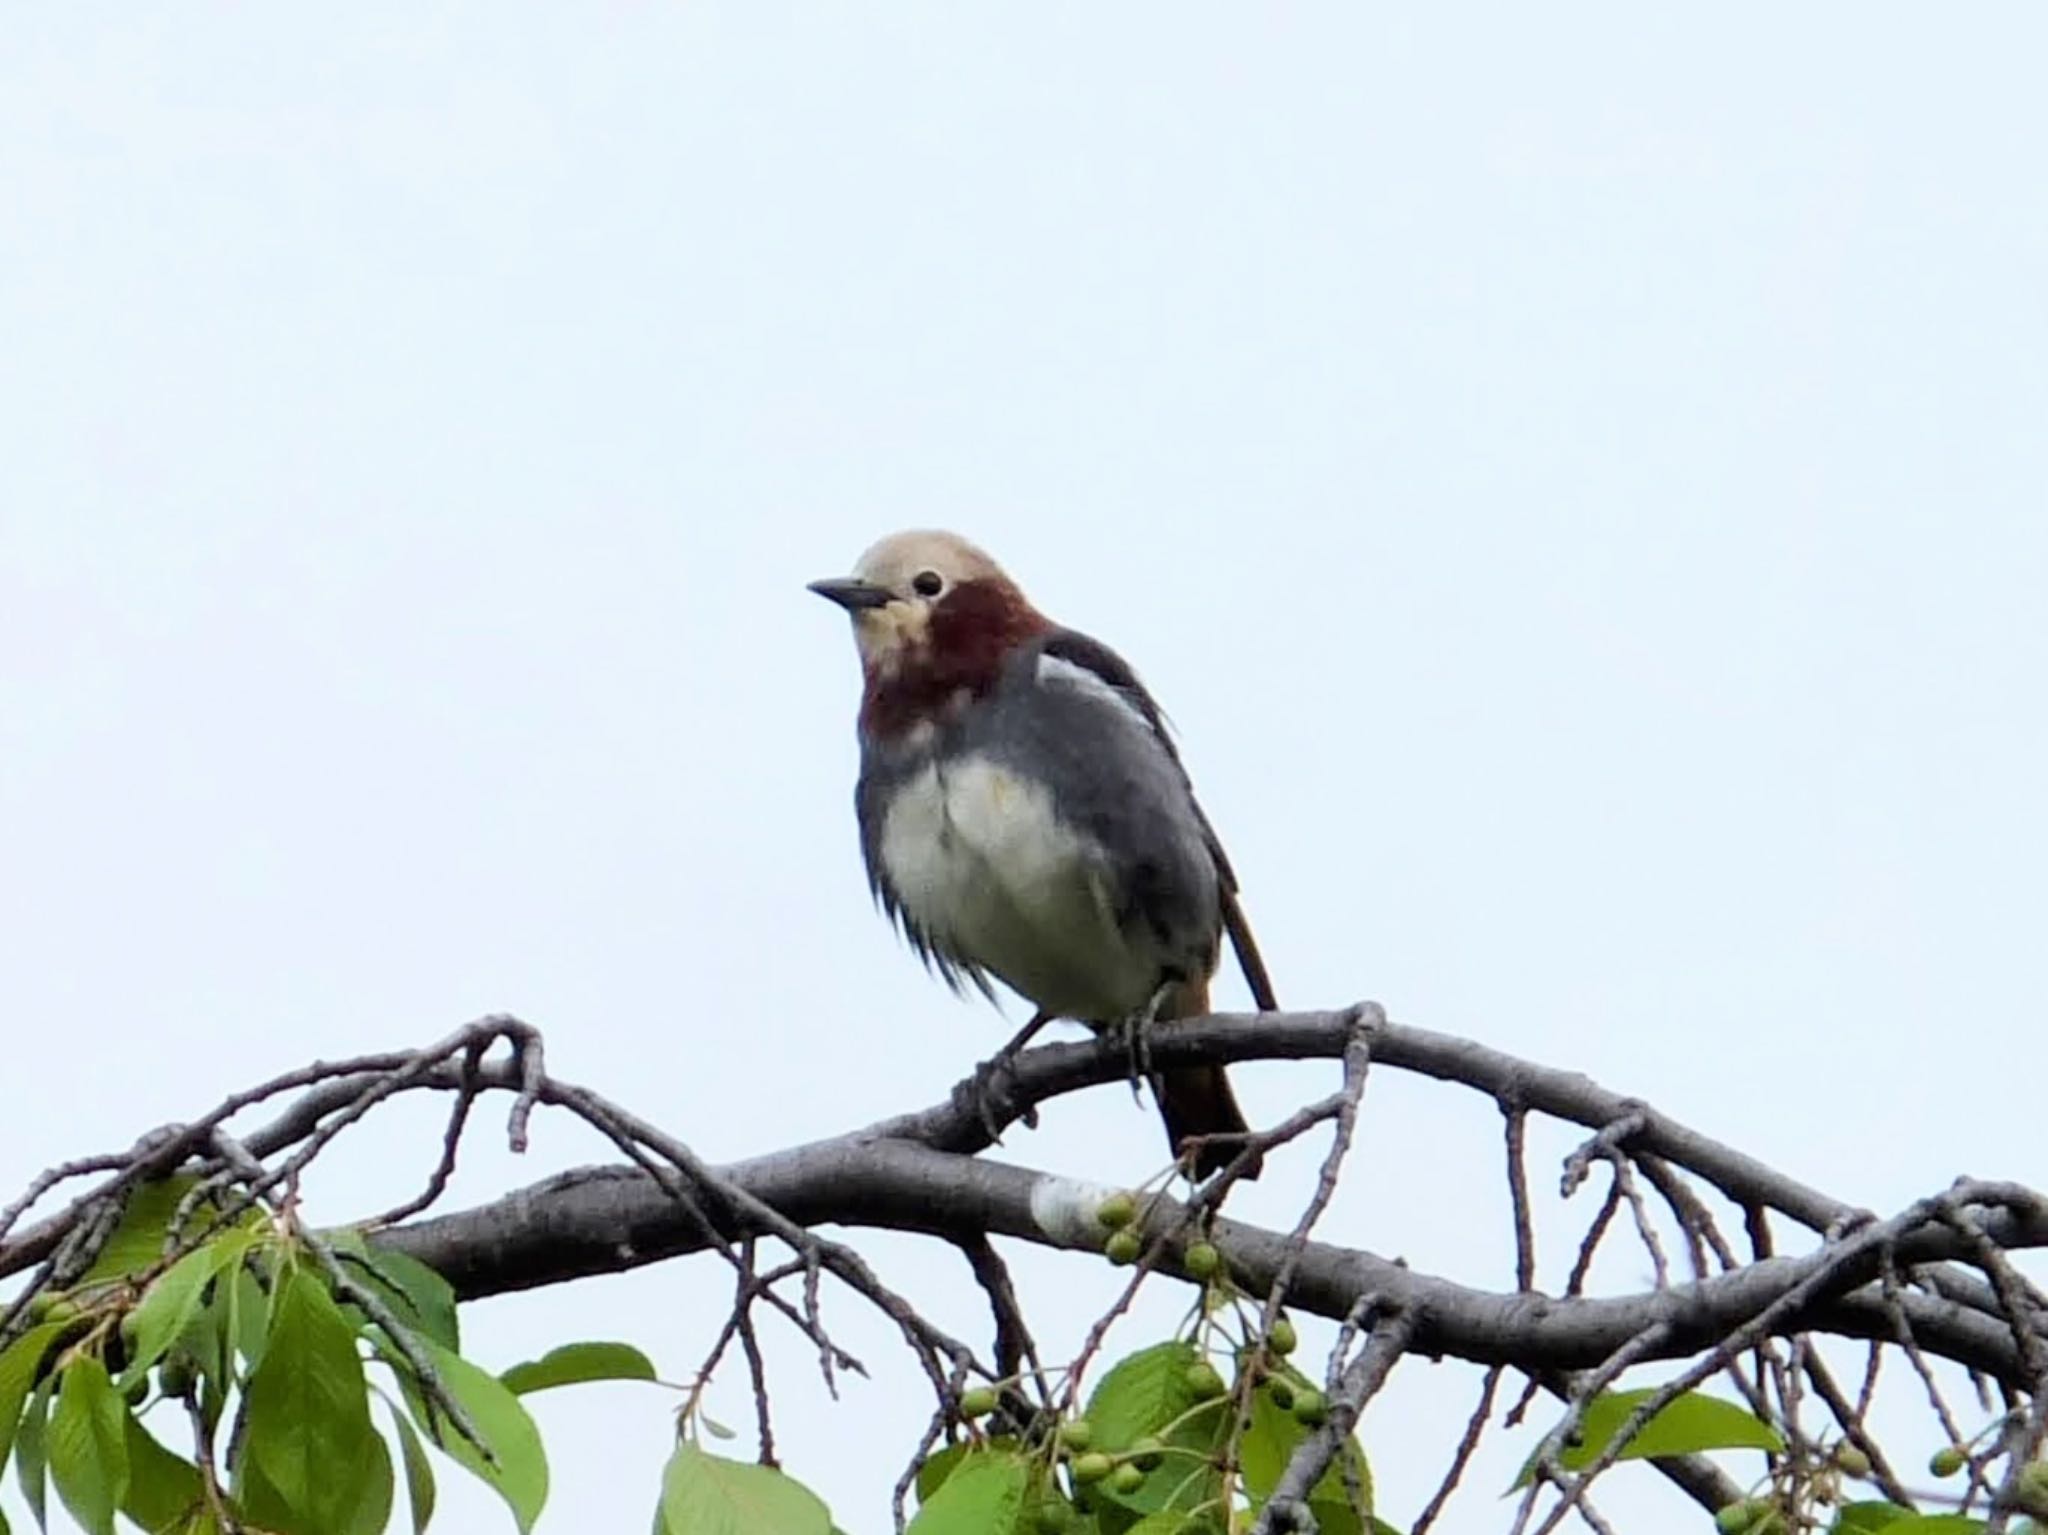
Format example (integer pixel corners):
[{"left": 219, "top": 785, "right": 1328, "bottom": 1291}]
[{"left": 380, "top": 1135, "right": 2044, "bottom": 1386}]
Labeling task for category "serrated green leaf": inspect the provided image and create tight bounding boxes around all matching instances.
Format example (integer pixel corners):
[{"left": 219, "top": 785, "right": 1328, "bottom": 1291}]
[
  {"left": 0, "top": 1321, "right": 70, "bottom": 1471},
  {"left": 1514, "top": 1389, "right": 1783, "bottom": 1485},
  {"left": 386, "top": 1395, "right": 438, "bottom": 1535},
  {"left": 48, "top": 1357, "right": 129, "bottom": 1535},
  {"left": 1085, "top": 1342, "right": 1204, "bottom": 1450},
  {"left": 235, "top": 1266, "right": 384, "bottom": 1535},
  {"left": 119, "top": 1232, "right": 257, "bottom": 1392},
  {"left": 1080, "top": 1342, "right": 1228, "bottom": 1522},
  {"left": 659, "top": 1441, "right": 832, "bottom": 1535},
  {"left": 17, "top": 1374, "right": 52, "bottom": 1529},
  {"left": 500, "top": 1341, "right": 658, "bottom": 1394},
  {"left": 119, "top": 1411, "right": 204, "bottom": 1533},
  {"left": 903, "top": 1446, "right": 1030, "bottom": 1534},
  {"left": 396, "top": 1338, "right": 548, "bottom": 1533}
]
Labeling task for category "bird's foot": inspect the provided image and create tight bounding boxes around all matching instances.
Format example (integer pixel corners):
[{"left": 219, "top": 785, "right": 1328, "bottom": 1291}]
[
  {"left": 956, "top": 1010, "right": 1054, "bottom": 1141},
  {"left": 1111, "top": 985, "right": 1173, "bottom": 1100}
]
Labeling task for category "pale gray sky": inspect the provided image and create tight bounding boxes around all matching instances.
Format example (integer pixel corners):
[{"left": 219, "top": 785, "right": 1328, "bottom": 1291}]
[{"left": 3, "top": 7, "right": 2044, "bottom": 1532}]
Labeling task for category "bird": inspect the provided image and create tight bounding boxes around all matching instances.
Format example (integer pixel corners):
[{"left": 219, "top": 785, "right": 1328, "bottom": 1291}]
[{"left": 808, "top": 529, "right": 1277, "bottom": 1178}]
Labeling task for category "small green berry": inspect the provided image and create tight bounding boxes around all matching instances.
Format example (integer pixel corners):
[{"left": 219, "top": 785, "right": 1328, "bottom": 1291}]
[
  {"left": 157, "top": 1353, "right": 197, "bottom": 1400},
  {"left": 1267, "top": 1317, "right": 1298, "bottom": 1355},
  {"left": 1266, "top": 1377, "right": 1295, "bottom": 1411},
  {"left": 123, "top": 1375, "right": 149, "bottom": 1407},
  {"left": 1057, "top": 1418, "right": 1093, "bottom": 1452},
  {"left": 1072, "top": 1451, "right": 1114, "bottom": 1485},
  {"left": 1292, "top": 1388, "right": 1328, "bottom": 1427},
  {"left": 1830, "top": 1443, "right": 1870, "bottom": 1478},
  {"left": 1095, "top": 1193, "right": 1138, "bottom": 1229},
  {"left": 1034, "top": 1499, "right": 1074, "bottom": 1532},
  {"left": 1110, "top": 1462, "right": 1146, "bottom": 1494},
  {"left": 1105, "top": 1230, "right": 1143, "bottom": 1266},
  {"left": 1714, "top": 1499, "right": 1771, "bottom": 1535},
  {"left": 1183, "top": 1242, "right": 1221, "bottom": 1281},
  {"left": 1128, "top": 1436, "right": 1165, "bottom": 1471},
  {"left": 959, "top": 1386, "right": 999, "bottom": 1419},
  {"left": 1185, "top": 1361, "right": 1226, "bottom": 1400},
  {"left": 1930, "top": 1445, "right": 1967, "bottom": 1479}
]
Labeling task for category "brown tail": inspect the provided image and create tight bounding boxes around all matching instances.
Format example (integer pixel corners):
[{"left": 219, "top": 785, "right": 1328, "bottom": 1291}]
[{"left": 1151, "top": 979, "right": 1261, "bottom": 1180}]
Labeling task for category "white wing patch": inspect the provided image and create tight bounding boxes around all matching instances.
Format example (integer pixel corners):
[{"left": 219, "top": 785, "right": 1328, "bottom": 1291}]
[{"left": 1034, "top": 652, "right": 1157, "bottom": 734}]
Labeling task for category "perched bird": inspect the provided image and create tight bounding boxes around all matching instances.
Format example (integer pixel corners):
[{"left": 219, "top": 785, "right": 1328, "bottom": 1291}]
[{"left": 809, "top": 530, "right": 1277, "bottom": 1178}]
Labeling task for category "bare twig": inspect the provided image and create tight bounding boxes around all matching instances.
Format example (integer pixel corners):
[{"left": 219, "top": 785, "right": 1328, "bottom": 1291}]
[{"left": 1249, "top": 1303, "right": 1415, "bottom": 1535}]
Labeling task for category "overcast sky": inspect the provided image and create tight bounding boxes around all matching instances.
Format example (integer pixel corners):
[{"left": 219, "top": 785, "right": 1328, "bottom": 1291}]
[{"left": 4, "top": 7, "right": 2044, "bottom": 1533}]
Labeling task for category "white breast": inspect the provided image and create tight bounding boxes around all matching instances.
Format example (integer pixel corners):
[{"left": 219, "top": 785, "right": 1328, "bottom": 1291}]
[{"left": 878, "top": 754, "right": 1158, "bottom": 1020}]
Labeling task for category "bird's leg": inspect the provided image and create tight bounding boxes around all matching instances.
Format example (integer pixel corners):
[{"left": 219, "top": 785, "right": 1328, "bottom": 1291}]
[
  {"left": 1114, "top": 982, "right": 1175, "bottom": 1102},
  {"left": 962, "top": 1009, "right": 1053, "bottom": 1141}
]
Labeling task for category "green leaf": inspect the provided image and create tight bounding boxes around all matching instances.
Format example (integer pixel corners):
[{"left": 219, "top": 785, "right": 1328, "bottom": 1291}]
[
  {"left": 119, "top": 1231, "right": 257, "bottom": 1391},
  {"left": 233, "top": 1265, "right": 273, "bottom": 1369},
  {"left": 1860, "top": 1519, "right": 1986, "bottom": 1534},
  {"left": 1085, "top": 1342, "right": 1205, "bottom": 1450},
  {"left": 1238, "top": 1370, "right": 1372, "bottom": 1533},
  {"left": 236, "top": 1266, "right": 384, "bottom": 1535},
  {"left": 119, "top": 1412, "right": 205, "bottom": 1534},
  {"left": 396, "top": 1338, "right": 548, "bottom": 1533},
  {"left": 48, "top": 1357, "right": 130, "bottom": 1535},
  {"left": 0, "top": 1320, "right": 70, "bottom": 1471},
  {"left": 1080, "top": 1342, "right": 1228, "bottom": 1522},
  {"left": 1514, "top": 1389, "right": 1784, "bottom": 1485},
  {"left": 500, "top": 1341, "right": 658, "bottom": 1394},
  {"left": 387, "top": 1396, "right": 438, "bottom": 1534},
  {"left": 77, "top": 1178, "right": 202, "bottom": 1288},
  {"left": 1831, "top": 1505, "right": 1916, "bottom": 1534},
  {"left": 238, "top": 1407, "right": 393, "bottom": 1535},
  {"left": 914, "top": 1441, "right": 1018, "bottom": 1505},
  {"left": 658, "top": 1441, "right": 832, "bottom": 1535},
  {"left": 903, "top": 1445, "right": 1030, "bottom": 1533},
  {"left": 349, "top": 1431, "right": 397, "bottom": 1535},
  {"left": 353, "top": 1247, "right": 461, "bottom": 1352},
  {"left": 16, "top": 1373, "right": 52, "bottom": 1530}
]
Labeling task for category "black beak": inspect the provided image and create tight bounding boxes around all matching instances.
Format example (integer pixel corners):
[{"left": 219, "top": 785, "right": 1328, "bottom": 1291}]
[{"left": 807, "top": 577, "right": 895, "bottom": 612}]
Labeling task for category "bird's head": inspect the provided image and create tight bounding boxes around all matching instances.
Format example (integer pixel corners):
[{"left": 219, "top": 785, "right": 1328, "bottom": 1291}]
[{"left": 809, "top": 529, "right": 1051, "bottom": 742}]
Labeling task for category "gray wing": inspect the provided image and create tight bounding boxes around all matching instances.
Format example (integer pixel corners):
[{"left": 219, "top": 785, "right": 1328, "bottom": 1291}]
[
  {"left": 973, "top": 630, "right": 1224, "bottom": 977},
  {"left": 1018, "top": 629, "right": 1279, "bottom": 1009}
]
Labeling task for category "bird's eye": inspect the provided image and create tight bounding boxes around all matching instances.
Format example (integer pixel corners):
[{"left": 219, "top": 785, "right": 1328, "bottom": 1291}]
[{"left": 911, "top": 569, "right": 945, "bottom": 598}]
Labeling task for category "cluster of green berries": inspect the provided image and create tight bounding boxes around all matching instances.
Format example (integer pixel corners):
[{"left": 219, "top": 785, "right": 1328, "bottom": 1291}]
[
  {"left": 952, "top": 1389, "right": 1164, "bottom": 1514},
  {"left": 21, "top": 1290, "right": 201, "bottom": 1410},
  {"left": 1092, "top": 1193, "right": 1238, "bottom": 1293},
  {"left": 1095, "top": 1192, "right": 1143, "bottom": 1265},
  {"left": 1712, "top": 1497, "right": 1782, "bottom": 1534},
  {"left": 1920, "top": 1403, "right": 2048, "bottom": 1517}
]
